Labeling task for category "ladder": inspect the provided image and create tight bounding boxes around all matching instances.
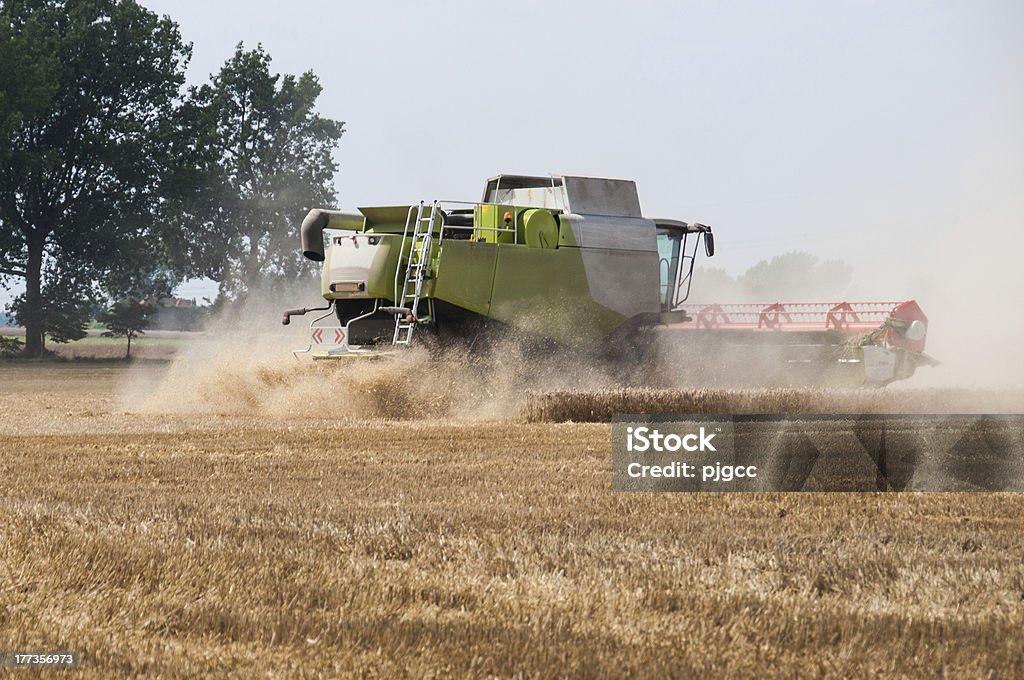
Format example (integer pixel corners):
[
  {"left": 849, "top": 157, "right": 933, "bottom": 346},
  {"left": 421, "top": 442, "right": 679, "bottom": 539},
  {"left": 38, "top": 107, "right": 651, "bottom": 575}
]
[{"left": 392, "top": 200, "right": 438, "bottom": 345}]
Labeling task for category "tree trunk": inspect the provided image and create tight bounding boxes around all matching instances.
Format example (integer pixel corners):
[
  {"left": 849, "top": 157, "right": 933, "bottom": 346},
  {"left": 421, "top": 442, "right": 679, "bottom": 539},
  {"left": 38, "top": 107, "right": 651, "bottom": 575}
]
[
  {"left": 22, "top": 235, "right": 45, "bottom": 357},
  {"left": 245, "top": 229, "right": 261, "bottom": 296},
  {"left": 125, "top": 333, "right": 132, "bottom": 360}
]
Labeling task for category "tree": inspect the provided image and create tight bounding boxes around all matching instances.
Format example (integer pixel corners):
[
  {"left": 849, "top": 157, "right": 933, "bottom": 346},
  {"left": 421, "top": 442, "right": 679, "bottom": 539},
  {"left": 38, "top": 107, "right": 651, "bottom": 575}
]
[
  {"left": 693, "top": 252, "right": 855, "bottom": 302},
  {"left": 0, "top": 0, "right": 191, "bottom": 355},
  {"left": 0, "top": 334, "right": 22, "bottom": 357},
  {"left": 688, "top": 266, "right": 742, "bottom": 302},
  {"left": 737, "top": 252, "right": 853, "bottom": 300},
  {"left": 99, "top": 299, "right": 154, "bottom": 359},
  {"left": 166, "top": 44, "right": 344, "bottom": 300}
]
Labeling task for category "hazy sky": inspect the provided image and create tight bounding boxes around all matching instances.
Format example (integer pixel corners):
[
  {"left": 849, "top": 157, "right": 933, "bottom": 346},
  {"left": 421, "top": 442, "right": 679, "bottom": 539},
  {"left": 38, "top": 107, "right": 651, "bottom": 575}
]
[
  {"left": 5, "top": 1, "right": 1023, "bottom": 311},
  {"left": 137, "top": 0, "right": 1022, "bottom": 278}
]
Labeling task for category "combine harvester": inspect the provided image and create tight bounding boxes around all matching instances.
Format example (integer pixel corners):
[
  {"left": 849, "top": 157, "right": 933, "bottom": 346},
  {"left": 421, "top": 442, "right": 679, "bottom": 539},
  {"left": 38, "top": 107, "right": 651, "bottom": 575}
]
[{"left": 282, "top": 174, "right": 936, "bottom": 386}]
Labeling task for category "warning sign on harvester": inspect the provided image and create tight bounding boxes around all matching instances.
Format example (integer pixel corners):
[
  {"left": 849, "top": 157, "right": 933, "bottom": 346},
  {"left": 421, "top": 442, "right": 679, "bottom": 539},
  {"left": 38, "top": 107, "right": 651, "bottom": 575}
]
[
  {"left": 310, "top": 327, "right": 346, "bottom": 345},
  {"left": 611, "top": 415, "right": 1024, "bottom": 492}
]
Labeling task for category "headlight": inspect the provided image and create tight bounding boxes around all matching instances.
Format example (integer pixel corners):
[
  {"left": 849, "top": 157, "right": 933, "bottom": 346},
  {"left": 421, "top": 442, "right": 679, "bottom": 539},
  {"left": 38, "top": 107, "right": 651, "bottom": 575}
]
[{"left": 904, "top": 319, "right": 926, "bottom": 341}]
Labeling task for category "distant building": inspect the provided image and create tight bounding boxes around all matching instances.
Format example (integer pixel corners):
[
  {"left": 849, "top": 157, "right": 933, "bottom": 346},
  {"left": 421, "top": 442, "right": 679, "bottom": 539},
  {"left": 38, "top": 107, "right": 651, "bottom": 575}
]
[{"left": 141, "top": 296, "right": 196, "bottom": 308}]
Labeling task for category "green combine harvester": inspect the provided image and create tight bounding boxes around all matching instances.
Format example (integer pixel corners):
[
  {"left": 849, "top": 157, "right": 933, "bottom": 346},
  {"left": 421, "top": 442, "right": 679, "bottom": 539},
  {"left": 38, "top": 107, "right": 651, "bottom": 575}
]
[{"left": 282, "top": 174, "right": 936, "bottom": 385}]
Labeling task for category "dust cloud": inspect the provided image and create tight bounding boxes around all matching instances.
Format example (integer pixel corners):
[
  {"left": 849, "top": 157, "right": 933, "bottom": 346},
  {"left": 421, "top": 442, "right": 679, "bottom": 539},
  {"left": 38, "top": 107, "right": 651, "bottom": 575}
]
[
  {"left": 124, "top": 238, "right": 1022, "bottom": 422},
  {"left": 681, "top": 212, "right": 1024, "bottom": 392},
  {"left": 833, "top": 168, "right": 1024, "bottom": 391},
  {"left": 684, "top": 134, "right": 1024, "bottom": 392},
  {"left": 121, "top": 286, "right": 625, "bottom": 421}
]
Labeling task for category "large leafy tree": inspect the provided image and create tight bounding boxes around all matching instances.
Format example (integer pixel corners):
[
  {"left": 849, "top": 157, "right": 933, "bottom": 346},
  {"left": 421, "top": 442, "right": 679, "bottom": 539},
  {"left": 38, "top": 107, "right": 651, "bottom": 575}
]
[
  {"left": 0, "top": 0, "right": 190, "bottom": 355},
  {"left": 166, "top": 44, "right": 344, "bottom": 300}
]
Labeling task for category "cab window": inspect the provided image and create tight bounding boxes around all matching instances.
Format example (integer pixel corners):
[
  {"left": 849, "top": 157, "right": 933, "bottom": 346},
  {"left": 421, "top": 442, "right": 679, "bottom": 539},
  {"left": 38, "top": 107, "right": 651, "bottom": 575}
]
[{"left": 657, "top": 228, "right": 681, "bottom": 307}]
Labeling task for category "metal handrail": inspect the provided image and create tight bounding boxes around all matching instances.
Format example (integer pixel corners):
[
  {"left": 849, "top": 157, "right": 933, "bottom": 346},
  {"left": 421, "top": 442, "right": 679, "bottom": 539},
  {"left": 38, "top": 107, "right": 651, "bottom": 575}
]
[
  {"left": 292, "top": 302, "right": 338, "bottom": 359},
  {"left": 392, "top": 201, "right": 438, "bottom": 344},
  {"left": 393, "top": 203, "right": 420, "bottom": 305},
  {"left": 672, "top": 230, "right": 711, "bottom": 307},
  {"left": 345, "top": 299, "right": 380, "bottom": 332},
  {"left": 435, "top": 199, "right": 522, "bottom": 245}
]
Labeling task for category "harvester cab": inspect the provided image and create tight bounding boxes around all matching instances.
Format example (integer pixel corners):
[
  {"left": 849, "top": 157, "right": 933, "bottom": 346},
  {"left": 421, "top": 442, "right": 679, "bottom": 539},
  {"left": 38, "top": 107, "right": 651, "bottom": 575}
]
[
  {"left": 282, "top": 173, "right": 936, "bottom": 386},
  {"left": 654, "top": 219, "right": 714, "bottom": 311}
]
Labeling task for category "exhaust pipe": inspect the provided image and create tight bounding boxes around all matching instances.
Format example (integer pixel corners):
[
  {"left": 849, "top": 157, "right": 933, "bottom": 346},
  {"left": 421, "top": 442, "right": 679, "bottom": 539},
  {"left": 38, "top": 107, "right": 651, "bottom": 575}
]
[
  {"left": 381, "top": 306, "right": 416, "bottom": 322},
  {"left": 301, "top": 209, "right": 369, "bottom": 261},
  {"left": 281, "top": 302, "right": 333, "bottom": 325},
  {"left": 301, "top": 209, "right": 331, "bottom": 262}
]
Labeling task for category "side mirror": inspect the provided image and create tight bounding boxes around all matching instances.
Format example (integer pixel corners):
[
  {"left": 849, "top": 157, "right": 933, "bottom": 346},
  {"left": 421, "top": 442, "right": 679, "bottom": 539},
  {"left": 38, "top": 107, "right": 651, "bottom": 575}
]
[{"left": 704, "top": 232, "right": 715, "bottom": 257}]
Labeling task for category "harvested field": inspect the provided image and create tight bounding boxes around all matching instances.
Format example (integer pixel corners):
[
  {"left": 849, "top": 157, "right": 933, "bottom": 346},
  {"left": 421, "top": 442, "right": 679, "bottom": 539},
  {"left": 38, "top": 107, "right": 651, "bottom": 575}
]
[
  {"left": 43, "top": 341, "right": 179, "bottom": 361},
  {"left": 0, "top": 328, "right": 189, "bottom": 361},
  {"left": 1, "top": 363, "right": 1023, "bottom": 677}
]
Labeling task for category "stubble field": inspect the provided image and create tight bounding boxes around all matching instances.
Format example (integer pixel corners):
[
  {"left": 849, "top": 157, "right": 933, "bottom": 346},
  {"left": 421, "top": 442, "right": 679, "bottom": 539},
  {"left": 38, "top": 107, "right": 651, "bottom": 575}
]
[{"left": 1, "top": 362, "right": 1023, "bottom": 678}]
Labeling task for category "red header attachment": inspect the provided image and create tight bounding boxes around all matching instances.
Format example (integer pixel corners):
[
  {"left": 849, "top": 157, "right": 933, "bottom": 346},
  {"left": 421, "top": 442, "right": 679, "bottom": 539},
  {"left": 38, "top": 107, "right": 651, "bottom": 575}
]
[{"left": 675, "top": 300, "right": 929, "bottom": 353}]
